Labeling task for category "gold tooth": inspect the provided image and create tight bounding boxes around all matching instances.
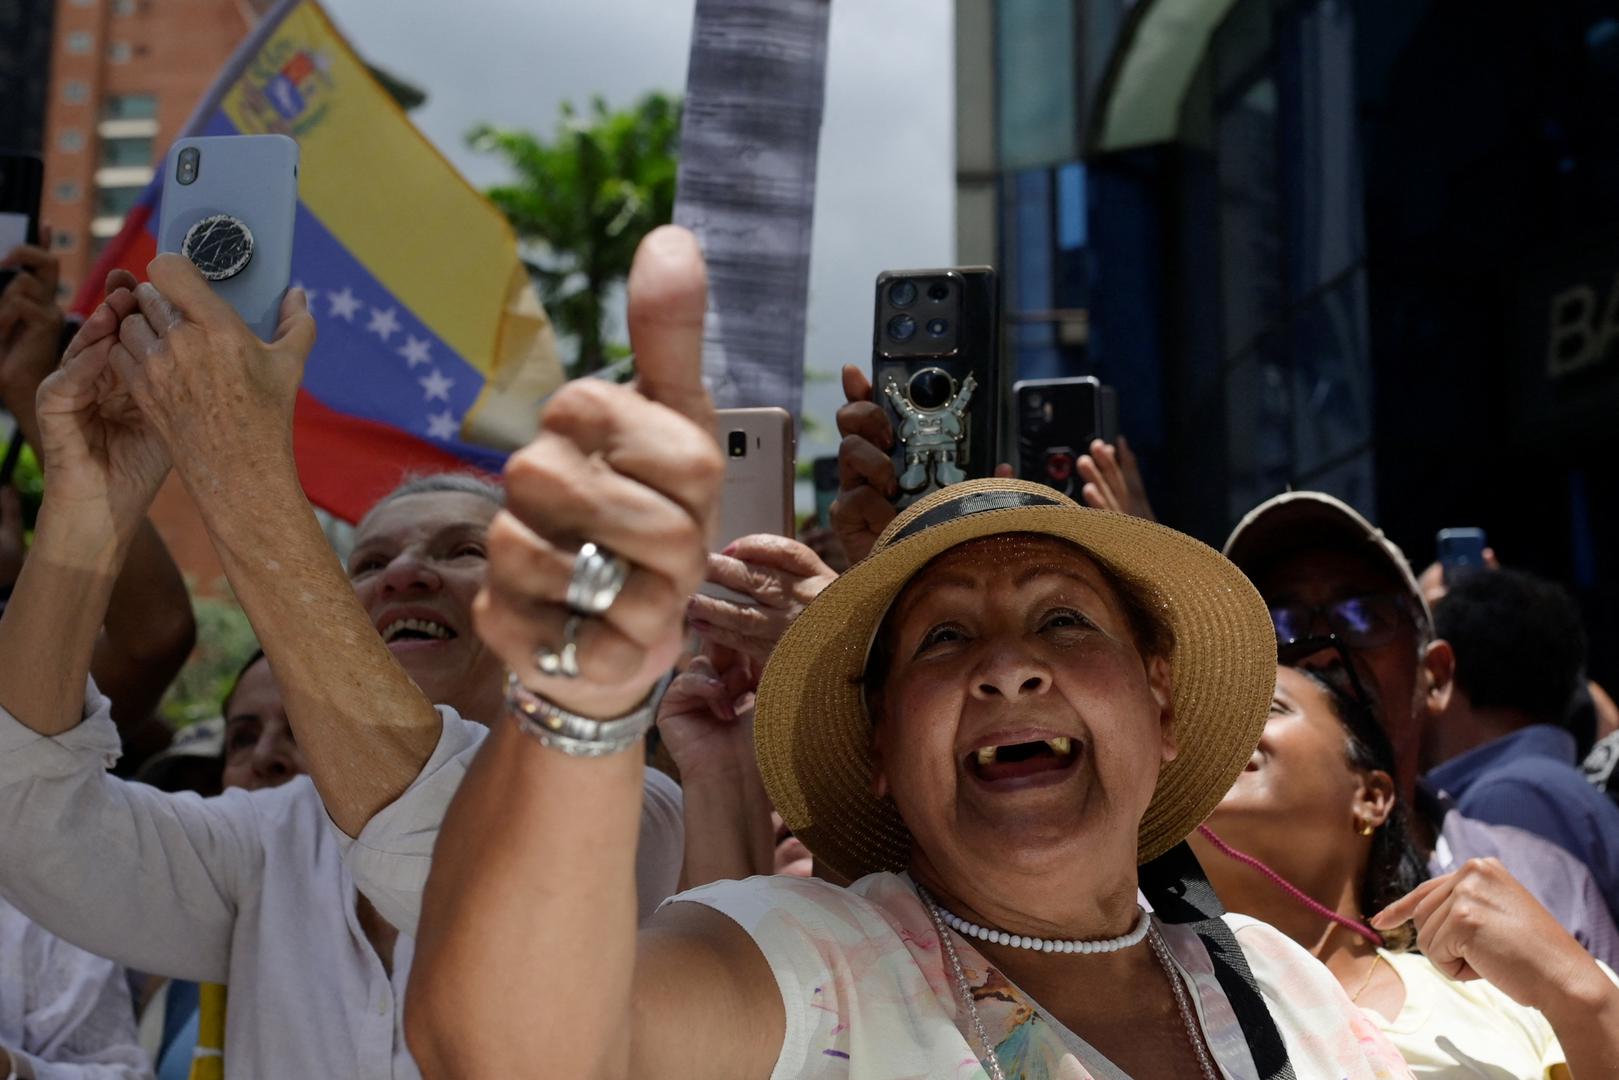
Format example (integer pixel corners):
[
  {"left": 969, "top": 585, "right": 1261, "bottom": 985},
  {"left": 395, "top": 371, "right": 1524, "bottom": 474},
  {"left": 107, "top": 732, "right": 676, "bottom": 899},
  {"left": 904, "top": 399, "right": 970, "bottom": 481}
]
[
  {"left": 975, "top": 746, "right": 997, "bottom": 767},
  {"left": 1048, "top": 736, "right": 1072, "bottom": 756}
]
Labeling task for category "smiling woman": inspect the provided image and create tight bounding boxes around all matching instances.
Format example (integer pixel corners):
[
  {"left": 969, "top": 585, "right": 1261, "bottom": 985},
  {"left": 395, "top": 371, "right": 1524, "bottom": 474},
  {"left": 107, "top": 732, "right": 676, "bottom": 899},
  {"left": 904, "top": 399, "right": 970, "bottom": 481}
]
[
  {"left": 345, "top": 474, "right": 507, "bottom": 724},
  {"left": 403, "top": 474, "right": 1417, "bottom": 1080}
]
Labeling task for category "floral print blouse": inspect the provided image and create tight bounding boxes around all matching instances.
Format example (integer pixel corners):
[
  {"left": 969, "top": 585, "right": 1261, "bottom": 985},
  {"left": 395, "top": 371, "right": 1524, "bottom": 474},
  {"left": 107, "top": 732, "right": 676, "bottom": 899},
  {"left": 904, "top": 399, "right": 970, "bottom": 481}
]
[{"left": 675, "top": 871, "right": 1414, "bottom": 1080}]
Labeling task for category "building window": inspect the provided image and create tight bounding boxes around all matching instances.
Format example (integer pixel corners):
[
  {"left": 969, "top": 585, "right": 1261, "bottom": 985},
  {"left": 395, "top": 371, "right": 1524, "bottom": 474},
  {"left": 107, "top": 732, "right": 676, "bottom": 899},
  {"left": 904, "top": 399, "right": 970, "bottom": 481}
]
[
  {"left": 112, "top": 0, "right": 138, "bottom": 13},
  {"left": 108, "top": 41, "right": 133, "bottom": 64},
  {"left": 62, "top": 80, "right": 89, "bottom": 105},
  {"left": 59, "top": 130, "right": 85, "bottom": 152},
  {"left": 54, "top": 181, "right": 81, "bottom": 202},
  {"left": 70, "top": 0, "right": 96, "bottom": 6},
  {"left": 51, "top": 231, "right": 76, "bottom": 252},
  {"left": 102, "top": 94, "right": 157, "bottom": 120},
  {"left": 65, "top": 31, "right": 94, "bottom": 54},
  {"left": 99, "top": 136, "right": 152, "bottom": 167},
  {"left": 95, "top": 185, "right": 144, "bottom": 218}
]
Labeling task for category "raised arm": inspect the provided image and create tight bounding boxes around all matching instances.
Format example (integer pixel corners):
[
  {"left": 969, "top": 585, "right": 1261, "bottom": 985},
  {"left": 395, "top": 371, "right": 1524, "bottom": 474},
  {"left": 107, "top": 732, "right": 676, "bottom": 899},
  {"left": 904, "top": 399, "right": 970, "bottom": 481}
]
[
  {"left": 0, "top": 279, "right": 252, "bottom": 983},
  {"left": 107, "top": 256, "right": 441, "bottom": 835},
  {"left": 405, "top": 227, "right": 782, "bottom": 1080},
  {"left": 0, "top": 276, "right": 157, "bottom": 736},
  {"left": 0, "top": 240, "right": 195, "bottom": 765}
]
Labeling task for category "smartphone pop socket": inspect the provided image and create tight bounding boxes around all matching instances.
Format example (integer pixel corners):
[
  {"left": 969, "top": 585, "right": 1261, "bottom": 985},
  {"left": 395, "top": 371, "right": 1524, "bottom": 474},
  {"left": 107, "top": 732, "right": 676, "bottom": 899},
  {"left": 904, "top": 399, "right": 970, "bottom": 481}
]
[
  {"left": 157, "top": 135, "right": 298, "bottom": 340},
  {"left": 181, "top": 214, "right": 255, "bottom": 281}
]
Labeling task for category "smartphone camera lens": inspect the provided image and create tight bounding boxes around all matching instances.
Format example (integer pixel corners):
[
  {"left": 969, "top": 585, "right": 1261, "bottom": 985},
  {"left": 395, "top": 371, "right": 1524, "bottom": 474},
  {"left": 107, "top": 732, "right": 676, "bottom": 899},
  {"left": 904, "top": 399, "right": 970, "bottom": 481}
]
[
  {"left": 727, "top": 430, "right": 747, "bottom": 458},
  {"left": 927, "top": 282, "right": 950, "bottom": 302},
  {"left": 888, "top": 280, "right": 918, "bottom": 307},
  {"left": 177, "top": 147, "right": 200, "bottom": 186},
  {"left": 925, "top": 318, "right": 948, "bottom": 337},
  {"left": 906, "top": 367, "right": 954, "bottom": 410},
  {"left": 887, "top": 313, "right": 917, "bottom": 343}
]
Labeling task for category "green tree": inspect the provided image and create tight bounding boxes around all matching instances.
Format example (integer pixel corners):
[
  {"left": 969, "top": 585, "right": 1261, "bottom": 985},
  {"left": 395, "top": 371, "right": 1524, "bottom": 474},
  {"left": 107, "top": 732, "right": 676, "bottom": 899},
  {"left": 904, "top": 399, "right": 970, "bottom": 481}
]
[{"left": 469, "top": 92, "right": 682, "bottom": 377}]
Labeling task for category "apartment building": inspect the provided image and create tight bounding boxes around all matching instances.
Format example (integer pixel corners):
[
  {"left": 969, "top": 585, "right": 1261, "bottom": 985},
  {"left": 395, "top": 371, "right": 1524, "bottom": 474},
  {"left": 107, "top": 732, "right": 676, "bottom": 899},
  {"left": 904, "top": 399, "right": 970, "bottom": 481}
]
[{"left": 40, "top": 0, "right": 262, "bottom": 298}]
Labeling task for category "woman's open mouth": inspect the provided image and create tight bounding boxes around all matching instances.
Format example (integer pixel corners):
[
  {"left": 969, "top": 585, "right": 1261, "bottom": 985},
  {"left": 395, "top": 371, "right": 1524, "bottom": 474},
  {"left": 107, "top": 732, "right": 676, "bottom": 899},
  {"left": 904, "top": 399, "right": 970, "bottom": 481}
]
[{"left": 964, "top": 736, "right": 1081, "bottom": 786}]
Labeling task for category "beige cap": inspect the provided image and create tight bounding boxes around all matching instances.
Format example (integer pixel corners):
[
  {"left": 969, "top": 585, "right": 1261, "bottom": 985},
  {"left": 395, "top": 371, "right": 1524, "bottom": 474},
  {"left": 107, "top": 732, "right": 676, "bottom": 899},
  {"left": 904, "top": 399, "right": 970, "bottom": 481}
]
[{"left": 1222, "top": 491, "right": 1433, "bottom": 630}]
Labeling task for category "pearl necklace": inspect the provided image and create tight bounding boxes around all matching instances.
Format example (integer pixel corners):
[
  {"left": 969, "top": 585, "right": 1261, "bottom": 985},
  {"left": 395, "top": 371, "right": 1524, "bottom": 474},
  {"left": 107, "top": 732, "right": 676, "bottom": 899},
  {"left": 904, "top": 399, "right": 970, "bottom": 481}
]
[
  {"left": 917, "top": 887, "right": 1220, "bottom": 1080},
  {"left": 919, "top": 885, "right": 1151, "bottom": 953}
]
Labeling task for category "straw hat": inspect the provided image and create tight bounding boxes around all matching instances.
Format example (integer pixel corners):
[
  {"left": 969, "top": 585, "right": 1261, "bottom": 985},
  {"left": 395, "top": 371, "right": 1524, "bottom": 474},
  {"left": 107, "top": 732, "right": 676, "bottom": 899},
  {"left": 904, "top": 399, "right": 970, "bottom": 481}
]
[{"left": 754, "top": 478, "right": 1276, "bottom": 883}]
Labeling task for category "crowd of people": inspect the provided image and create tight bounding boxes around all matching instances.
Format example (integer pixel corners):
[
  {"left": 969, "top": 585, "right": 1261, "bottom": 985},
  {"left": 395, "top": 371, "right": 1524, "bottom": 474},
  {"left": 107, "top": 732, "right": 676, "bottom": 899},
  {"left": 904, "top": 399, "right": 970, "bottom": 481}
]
[{"left": 0, "top": 224, "right": 1616, "bottom": 1079}]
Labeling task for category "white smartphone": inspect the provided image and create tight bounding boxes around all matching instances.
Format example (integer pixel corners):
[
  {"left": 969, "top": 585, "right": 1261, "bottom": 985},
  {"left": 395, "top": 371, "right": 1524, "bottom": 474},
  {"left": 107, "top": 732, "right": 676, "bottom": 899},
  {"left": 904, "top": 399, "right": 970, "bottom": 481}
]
[
  {"left": 157, "top": 134, "right": 298, "bottom": 340},
  {"left": 702, "top": 407, "right": 795, "bottom": 605}
]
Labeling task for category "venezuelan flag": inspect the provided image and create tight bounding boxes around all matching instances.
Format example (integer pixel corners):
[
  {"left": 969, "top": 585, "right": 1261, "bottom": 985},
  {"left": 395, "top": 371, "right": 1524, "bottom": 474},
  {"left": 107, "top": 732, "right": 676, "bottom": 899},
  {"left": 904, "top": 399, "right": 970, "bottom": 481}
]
[{"left": 72, "top": 0, "right": 562, "bottom": 522}]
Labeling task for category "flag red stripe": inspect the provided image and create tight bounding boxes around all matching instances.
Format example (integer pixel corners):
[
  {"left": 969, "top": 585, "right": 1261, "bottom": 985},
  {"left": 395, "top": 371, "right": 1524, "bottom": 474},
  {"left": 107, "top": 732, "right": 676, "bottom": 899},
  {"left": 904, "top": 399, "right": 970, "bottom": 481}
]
[
  {"left": 293, "top": 389, "right": 496, "bottom": 523},
  {"left": 70, "top": 202, "right": 158, "bottom": 316}
]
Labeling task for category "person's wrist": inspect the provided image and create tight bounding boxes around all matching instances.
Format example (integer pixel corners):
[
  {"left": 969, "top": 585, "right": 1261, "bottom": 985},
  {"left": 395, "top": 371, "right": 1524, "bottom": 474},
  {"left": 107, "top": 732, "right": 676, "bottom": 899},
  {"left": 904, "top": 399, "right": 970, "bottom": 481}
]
[
  {"left": 31, "top": 499, "right": 127, "bottom": 575},
  {"left": 672, "top": 739, "right": 761, "bottom": 786},
  {"left": 1537, "top": 955, "right": 1619, "bottom": 1027}
]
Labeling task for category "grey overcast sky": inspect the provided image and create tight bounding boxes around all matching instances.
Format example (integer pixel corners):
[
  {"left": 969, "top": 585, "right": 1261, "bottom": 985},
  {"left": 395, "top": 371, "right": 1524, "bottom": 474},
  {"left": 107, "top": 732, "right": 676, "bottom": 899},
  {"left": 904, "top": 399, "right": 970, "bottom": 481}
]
[{"left": 323, "top": 0, "right": 954, "bottom": 474}]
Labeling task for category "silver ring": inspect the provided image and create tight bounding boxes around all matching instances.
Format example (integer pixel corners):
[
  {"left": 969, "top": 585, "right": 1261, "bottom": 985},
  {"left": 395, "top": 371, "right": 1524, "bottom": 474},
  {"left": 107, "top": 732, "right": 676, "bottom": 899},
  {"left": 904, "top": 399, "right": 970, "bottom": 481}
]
[
  {"left": 535, "top": 614, "right": 585, "bottom": 679},
  {"left": 566, "top": 542, "right": 629, "bottom": 616}
]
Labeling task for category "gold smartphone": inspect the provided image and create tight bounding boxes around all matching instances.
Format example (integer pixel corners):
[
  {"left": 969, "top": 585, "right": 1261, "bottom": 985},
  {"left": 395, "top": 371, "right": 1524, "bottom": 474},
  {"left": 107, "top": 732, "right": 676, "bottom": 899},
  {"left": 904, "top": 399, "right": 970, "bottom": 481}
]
[{"left": 702, "top": 407, "right": 795, "bottom": 605}]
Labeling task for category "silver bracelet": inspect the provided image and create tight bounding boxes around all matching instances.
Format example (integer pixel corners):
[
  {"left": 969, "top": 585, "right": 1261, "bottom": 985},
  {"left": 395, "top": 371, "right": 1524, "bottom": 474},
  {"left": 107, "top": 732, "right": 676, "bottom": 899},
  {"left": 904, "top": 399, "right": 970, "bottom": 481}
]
[{"left": 505, "top": 673, "right": 656, "bottom": 757}]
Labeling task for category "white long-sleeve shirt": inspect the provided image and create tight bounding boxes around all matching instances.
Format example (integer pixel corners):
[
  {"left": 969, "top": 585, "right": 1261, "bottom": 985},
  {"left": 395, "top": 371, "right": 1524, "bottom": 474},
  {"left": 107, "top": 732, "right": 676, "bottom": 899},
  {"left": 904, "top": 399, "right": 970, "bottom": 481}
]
[
  {"left": 0, "top": 898, "right": 150, "bottom": 1080},
  {"left": 0, "top": 683, "right": 684, "bottom": 1079}
]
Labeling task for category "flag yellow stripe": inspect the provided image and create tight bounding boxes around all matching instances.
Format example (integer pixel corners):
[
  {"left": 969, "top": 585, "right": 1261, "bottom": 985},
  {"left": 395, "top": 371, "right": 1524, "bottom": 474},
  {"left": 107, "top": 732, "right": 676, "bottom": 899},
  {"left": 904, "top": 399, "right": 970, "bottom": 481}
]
[{"left": 220, "top": 1, "right": 512, "bottom": 375}]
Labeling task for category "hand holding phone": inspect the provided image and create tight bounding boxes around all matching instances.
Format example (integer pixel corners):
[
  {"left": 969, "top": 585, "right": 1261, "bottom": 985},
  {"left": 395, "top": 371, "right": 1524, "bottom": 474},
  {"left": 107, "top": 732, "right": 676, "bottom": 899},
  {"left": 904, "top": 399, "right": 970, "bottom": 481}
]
[
  {"left": 157, "top": 135, "right": 298, "bottom": 340},
  {"left": 1437, "top": 527, "right": 1488, "bottom": 583},
  {"left": 1014, "top": 377, "right": 1118, "bottom": 496},
  {"left": 700, "top": 407, "right": 794, "bottom": 606},
  {"left": 871, "top": 267, "right": 1000, "bottom": 506}
]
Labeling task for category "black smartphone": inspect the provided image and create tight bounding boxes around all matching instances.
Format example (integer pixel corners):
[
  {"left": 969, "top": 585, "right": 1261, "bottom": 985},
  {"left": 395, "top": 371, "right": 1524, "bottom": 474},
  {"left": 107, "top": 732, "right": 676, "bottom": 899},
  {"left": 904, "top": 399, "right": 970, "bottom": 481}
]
[
  {"left": 1013, "top": 377, "right": 1119, "bottom": 497},
  {"left": 0, "top": 153, "right": 45, "bottom": 295},
  {"left": 1436, "top": 528, "right": 1487, "bottom": 583},
  {"left": 871, "top": 267, "right": 1000, "bottom": 507}
]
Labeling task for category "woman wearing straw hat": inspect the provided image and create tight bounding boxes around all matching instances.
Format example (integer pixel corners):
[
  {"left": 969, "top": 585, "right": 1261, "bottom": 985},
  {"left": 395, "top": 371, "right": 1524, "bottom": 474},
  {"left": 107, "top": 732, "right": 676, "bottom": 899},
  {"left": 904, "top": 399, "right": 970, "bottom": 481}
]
[{"left": 399, "top": 231, "right": 1410, "bottom": 1079}]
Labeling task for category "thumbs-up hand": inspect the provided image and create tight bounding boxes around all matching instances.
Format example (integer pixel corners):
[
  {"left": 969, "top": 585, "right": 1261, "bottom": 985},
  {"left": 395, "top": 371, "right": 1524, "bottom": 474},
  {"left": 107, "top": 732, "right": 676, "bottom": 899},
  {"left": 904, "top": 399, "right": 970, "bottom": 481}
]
[
  {"left": 477, "top": 227, "right": 724, "bottom": 720},
  {"left": 109, "top": 253, "right": 315, "bottom": 500}
]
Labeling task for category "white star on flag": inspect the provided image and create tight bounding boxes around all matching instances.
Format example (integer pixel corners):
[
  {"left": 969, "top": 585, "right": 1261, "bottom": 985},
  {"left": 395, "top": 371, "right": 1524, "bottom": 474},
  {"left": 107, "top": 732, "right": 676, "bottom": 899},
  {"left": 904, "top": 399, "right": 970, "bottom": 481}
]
[
  {"left": 419, "top": 368, "right": 454, "bottom": 402},
  {"left": 426, "top": 411, "right": 459, "bottom": 441},
  {"left": 398, "top": 335, "right": 432, "bottom": 368},
  {"left": 367, "top": 306, "right": 402, "bottom": 342},
  {"left": 327, "top": 286, "right": 361, "bottom": 322}
]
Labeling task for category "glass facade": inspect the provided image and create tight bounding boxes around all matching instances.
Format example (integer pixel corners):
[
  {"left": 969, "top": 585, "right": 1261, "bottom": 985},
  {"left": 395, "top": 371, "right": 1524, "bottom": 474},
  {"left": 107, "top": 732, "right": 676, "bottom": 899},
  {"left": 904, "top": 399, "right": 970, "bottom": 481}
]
[
  {"left": 1066, "top": 0, "right": 1619, "bottom": 682},
  {"left": 995, "top": 0, "right": 1079, "bottom": 170},
  {"left": 1204, "top": 0, "right": 1376, "bottom": 523}
]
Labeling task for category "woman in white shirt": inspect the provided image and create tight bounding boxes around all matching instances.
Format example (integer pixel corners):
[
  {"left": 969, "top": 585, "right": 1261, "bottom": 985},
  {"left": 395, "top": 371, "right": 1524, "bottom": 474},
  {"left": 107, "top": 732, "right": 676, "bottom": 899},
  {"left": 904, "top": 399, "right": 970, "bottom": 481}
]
[{"left": 1195, "top": 664, "right": 1619, "bottom": 1078}]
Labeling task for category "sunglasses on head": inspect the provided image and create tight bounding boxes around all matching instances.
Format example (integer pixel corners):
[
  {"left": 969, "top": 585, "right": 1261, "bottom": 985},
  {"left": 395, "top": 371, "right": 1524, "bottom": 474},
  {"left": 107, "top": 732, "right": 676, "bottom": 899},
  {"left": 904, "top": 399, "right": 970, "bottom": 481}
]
[{"left": 1268, "top": 592, "right": 1414, "bottom": 651}]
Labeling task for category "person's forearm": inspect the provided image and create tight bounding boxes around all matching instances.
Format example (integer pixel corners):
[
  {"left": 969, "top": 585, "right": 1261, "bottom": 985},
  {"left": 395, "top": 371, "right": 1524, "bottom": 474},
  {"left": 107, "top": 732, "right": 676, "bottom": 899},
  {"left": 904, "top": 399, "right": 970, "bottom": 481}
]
[
  {"left": 408, "top": 719, "right": 644, "bottom": 1079},
  {"left": 0, "top": 505, "right": 120, "bottom": 736},
  {"left": 183, "top": 453, "right": 440, "bottom": 835},
  {"left": 677, "top": 756, "right": 776, "bottom": 891},
  {"left": 1543, "top": 961, "right": 1619, "bottom": 1079}
]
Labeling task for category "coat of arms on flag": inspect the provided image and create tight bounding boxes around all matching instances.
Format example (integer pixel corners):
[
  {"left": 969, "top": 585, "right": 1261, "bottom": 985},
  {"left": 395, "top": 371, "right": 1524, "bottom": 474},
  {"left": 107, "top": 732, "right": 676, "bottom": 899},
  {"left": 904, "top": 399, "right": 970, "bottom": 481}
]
[{"left": 74, "top": 0, "right": 563, "bottom": 522}]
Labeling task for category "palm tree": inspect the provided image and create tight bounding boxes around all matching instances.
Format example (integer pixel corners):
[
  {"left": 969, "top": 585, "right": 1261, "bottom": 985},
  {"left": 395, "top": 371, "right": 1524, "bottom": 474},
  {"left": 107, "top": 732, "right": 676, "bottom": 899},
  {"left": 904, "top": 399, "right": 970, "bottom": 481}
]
[{"left": 469, "top": 93, "right": 681, "bottom": 377}]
